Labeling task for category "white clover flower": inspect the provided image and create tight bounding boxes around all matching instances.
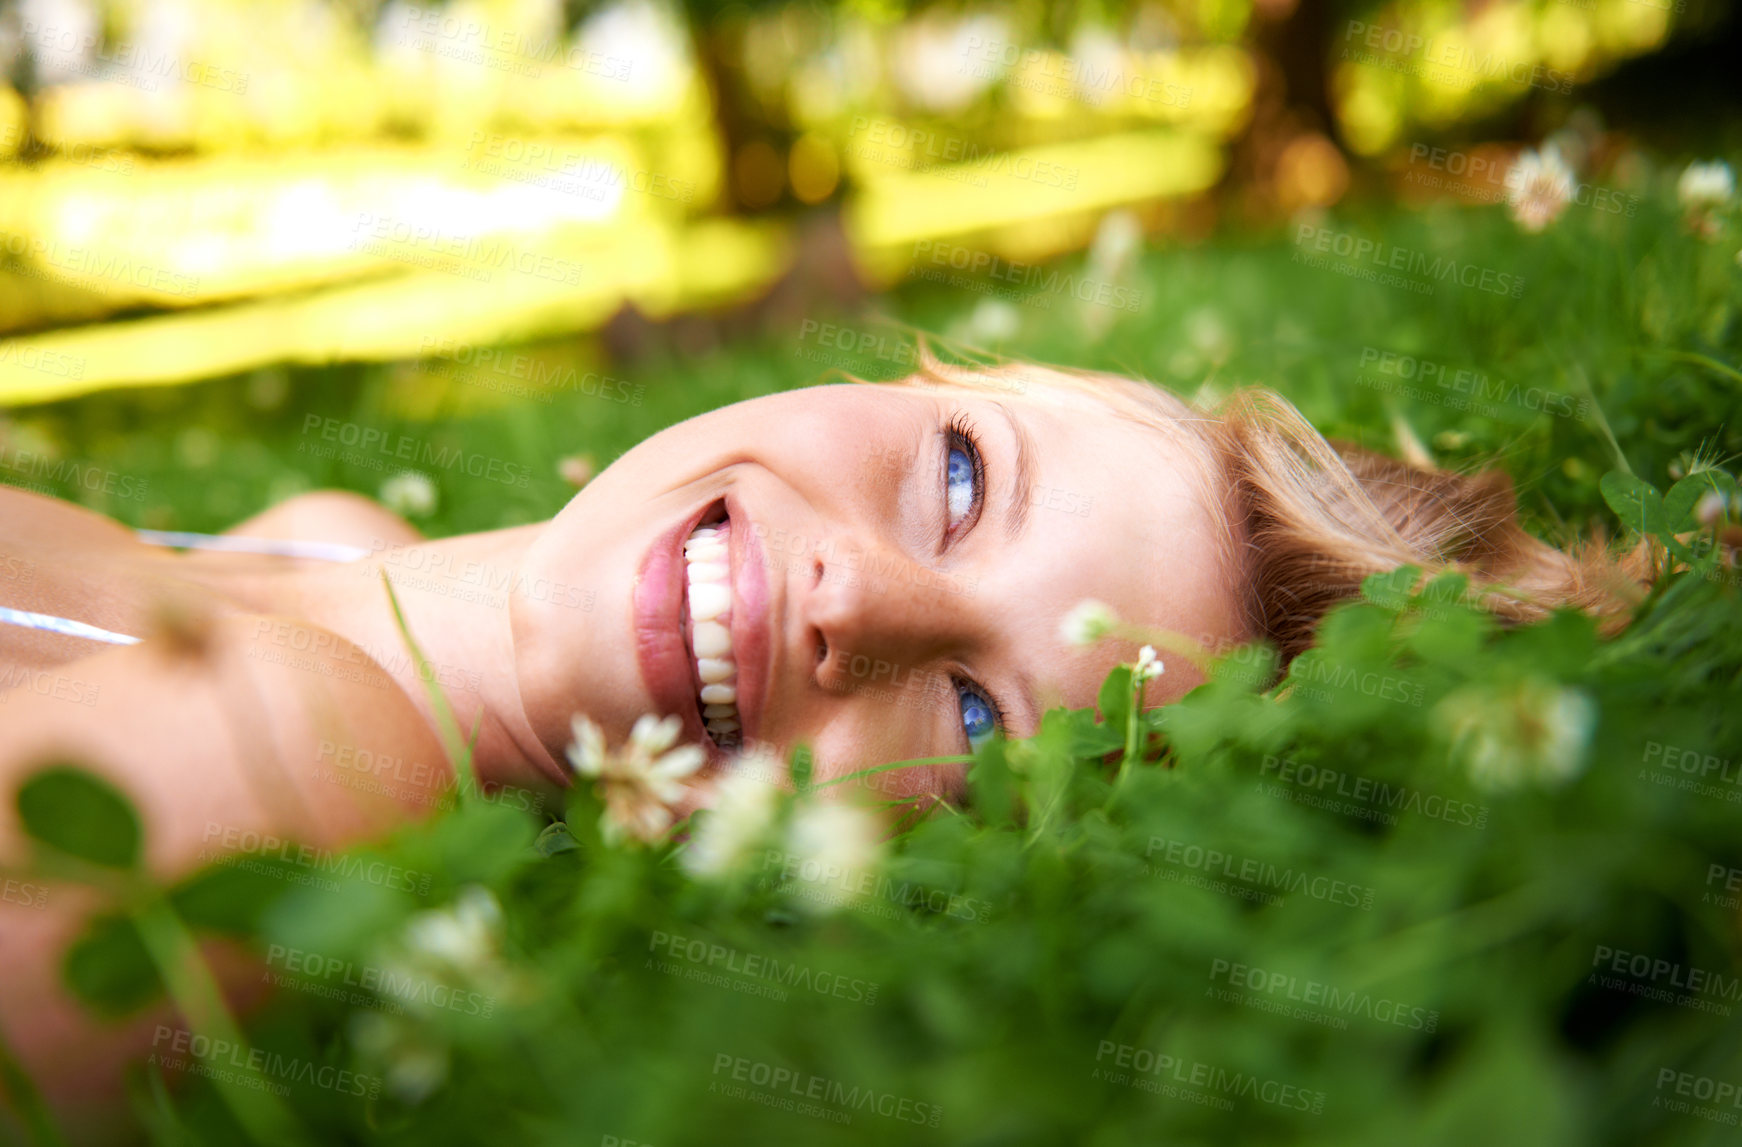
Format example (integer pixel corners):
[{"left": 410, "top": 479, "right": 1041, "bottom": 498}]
[
  {"left": 350, "top": 887, "right": 523, "bottom": 1100},
  {"left": 557, "top": 454, "right": 596, "bottom": 488},
  {"left": 1678, "top": 160, "right": 1735, "bottom": 212},
  {"left": 682, "top": 748, "right": 783, "bottom": 879},
  {"left": 566, "top": 713, "right": 705, "bottom": 845},
  {"left": 1435, "top": 680, "right": 1596, "bottom": 792},
  {"left": 1506, "top": 146, "right": 1576, "bottom": 233},
  {"left": 379, "top": 470, "right": 438, "bottom": 517},
  {"left": 1184, "top": 307, "right": 1233, "bottom": 366},
  {"left": 568, "top": 713, "right": 607, "bottom": 775},
  {"left": 351, "top": 1012, "right": 449, "bottom": 1106},
  {"left": 967, "top": 299, "right": 1021, "bottom": 344},
  {"left": 1060, "top": 600, "right": 1119, "bottom": 647},
  {"left": 1532, "top": 687, "right": 1598, "bottom": 785},
  {"left": 375, "top": 885, "right": 519, "bottom": 1028},
  {"left": 784, "top": 800, "right": 883, "bottom": 915},
  {"left": 404, "top": 885, "right": 502, "bottom": 975},
  {"left": 382, "top": 1042, "right": 448, "bottom": 1105},
  {"left": 1135, "top": 644, "right": 1165, "bottom": 681}
]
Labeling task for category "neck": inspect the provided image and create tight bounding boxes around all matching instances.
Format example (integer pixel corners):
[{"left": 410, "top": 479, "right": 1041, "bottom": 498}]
[{"left": 292, "top": 525, "right": 567, "bottom": 794}]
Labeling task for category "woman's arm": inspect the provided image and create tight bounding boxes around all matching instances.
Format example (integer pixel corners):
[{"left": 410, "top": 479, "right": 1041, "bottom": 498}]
[{"left": 0, "top": 611, "right": 451, "bottom": 1137}]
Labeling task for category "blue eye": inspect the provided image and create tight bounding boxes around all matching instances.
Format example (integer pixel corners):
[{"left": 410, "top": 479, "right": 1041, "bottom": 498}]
[
  {"left": 941, "top": 414, "right": 985, "bottom": 540},
  {"left": 946, "top": 446, "right": 975, "bottom": 526},
  {"left": 956, "top": 681, "right": 999, "bottom": 750}
]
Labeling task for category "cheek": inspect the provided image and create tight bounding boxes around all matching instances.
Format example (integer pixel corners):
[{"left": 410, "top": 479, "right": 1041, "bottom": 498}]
[
  {"left": 875, "top": 762, "right": 965, "bottom": 805},
  {"left": 1149, "top": 661, "right": 1209, "bottom": 705},
  {"left": 798, "top": 706, "right": 953, "bottom": 791}
]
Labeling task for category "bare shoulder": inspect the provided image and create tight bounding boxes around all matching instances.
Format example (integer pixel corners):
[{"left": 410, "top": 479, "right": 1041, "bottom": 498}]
[
  {"left": 0, "top": 484, "right": 139, "bottom": 555},
  {"left": 224, "top": 489, "right": 424, "bottom": 551},
  {"left": 0, "top": 611, "right": 454, "bottom": 866},
  {"left": 0, "top": 610, "right": 458, "bottom": 1124}
]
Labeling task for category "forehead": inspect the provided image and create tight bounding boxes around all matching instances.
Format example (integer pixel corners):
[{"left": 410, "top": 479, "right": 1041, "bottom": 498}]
[{"left": 916, "top": 381, "right": 1243, "bottom": 711}]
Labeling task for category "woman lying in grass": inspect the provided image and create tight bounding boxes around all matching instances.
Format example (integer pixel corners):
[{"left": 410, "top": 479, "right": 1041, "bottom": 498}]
[{"left": 0, "top": 355, "right": 1643, "bottom": 1124}]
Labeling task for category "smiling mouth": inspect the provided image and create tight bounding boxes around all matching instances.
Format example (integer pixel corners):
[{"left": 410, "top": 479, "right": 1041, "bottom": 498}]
[{"left": 682, "top": 502, "right": 741, "bottom": 748}]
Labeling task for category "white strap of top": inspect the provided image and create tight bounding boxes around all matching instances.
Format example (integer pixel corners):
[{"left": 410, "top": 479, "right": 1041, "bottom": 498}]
[
  {"left": 0, "top": 605, "right": 142, "bottom": 645},
  {"left": 135, "top": 530, "right": 370, "bottom": 563}
]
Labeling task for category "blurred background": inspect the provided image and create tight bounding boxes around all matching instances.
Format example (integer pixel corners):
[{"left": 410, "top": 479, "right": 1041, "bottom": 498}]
[{"left": 0, "top": 0, "right": 1736, "bottom": 533}]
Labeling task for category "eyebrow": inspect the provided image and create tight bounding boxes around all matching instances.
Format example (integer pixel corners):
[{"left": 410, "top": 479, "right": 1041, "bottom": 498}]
[
  {"left": 988, "top": 400, "right": 1041, "bottom": 734},
  {"left": 991, "top": 400, "right": 1036, "bottom": 543}
]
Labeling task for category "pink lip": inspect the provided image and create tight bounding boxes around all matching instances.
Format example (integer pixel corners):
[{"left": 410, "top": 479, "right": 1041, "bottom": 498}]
[{"left": 631, "top": 494, "right": 770, "bottom": 769}]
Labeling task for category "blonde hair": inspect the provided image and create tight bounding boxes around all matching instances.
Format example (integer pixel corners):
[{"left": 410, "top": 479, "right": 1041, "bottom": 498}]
[{"left": 882, "top": 353, "right": 1649, "bottom": 667}]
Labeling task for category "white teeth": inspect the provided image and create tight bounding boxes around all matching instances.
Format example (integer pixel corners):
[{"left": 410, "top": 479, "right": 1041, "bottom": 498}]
[
  {"left": 687, "top": 560, "right": 728, "bottom": 583},
  {"left": 685, "top": 519, "right": 741, "bottom": 742},
  {"left": 692, "top": 621, "right": 732, "bottom": 658},
  {"left": 688, "top": 583, "right": 730, "bottom": 622}
]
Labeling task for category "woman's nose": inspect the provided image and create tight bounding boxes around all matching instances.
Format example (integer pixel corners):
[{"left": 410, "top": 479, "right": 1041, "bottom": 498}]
[{"left": 800, "top": 538, "right": 969, "bottom": 674}]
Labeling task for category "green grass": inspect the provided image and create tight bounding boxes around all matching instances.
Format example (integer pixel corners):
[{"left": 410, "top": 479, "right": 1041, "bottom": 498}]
[{"left": 5, "top": 167, "right": 1742, "bottom": 1146}]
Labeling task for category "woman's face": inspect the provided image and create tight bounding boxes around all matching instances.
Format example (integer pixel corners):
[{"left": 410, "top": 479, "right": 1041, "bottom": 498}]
[{"left": 513, "top": 380, "right": 1247, "bottom": 806}]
